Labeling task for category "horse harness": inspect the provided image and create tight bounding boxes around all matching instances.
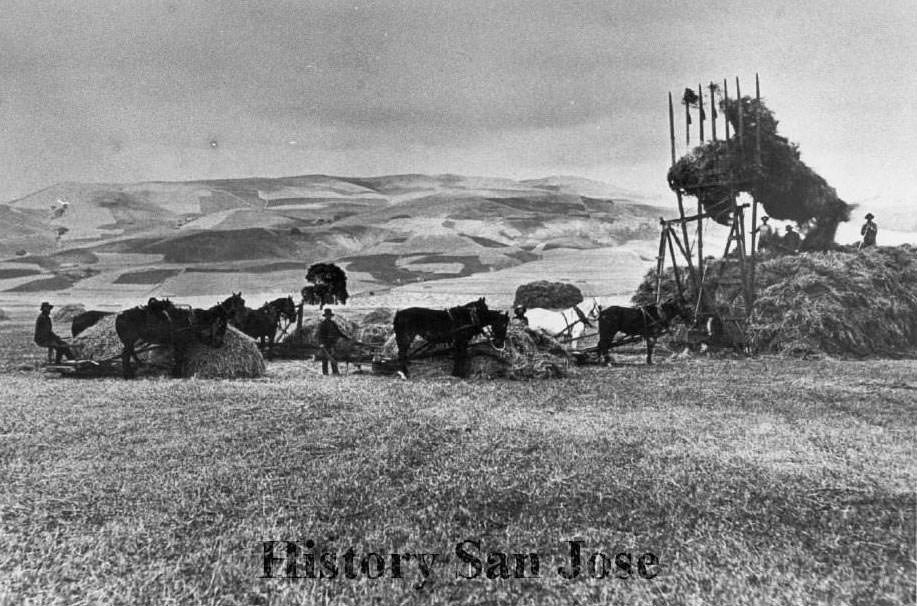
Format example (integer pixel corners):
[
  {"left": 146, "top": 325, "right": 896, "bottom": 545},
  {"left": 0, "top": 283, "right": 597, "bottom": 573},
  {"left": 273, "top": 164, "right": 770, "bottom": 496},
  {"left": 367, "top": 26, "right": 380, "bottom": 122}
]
[{"left": 638, "top": 304, "right": 669, "bottom": 337}]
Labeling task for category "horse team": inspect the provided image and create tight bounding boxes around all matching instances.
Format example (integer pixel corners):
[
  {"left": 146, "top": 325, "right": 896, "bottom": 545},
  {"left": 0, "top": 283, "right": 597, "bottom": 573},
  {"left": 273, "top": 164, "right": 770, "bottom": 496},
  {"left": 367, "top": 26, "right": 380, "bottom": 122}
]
[{"left": 69, "top": 291, "right": 688, "bottom": 379}]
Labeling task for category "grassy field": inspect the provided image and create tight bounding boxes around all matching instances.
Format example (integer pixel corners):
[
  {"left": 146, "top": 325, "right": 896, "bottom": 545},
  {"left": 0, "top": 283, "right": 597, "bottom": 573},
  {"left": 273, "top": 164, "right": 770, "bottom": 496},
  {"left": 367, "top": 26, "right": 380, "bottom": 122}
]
[{"left": 0, "top": 320, "right": 914, "bottom": 605}]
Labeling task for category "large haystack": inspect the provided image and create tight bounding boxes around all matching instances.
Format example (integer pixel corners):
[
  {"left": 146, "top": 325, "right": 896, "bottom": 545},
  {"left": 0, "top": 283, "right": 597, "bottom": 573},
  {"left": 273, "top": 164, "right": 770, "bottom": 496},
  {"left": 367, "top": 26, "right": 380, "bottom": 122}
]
[
  {"left": 637, "top": 246, "right": 917, "bottom": 357},
  {"left": 70, "top": 315, "right": 266, "bottom": 378},
  {"left": 0, "top": 308, "right": 8, "bottom": 322},
  {"left": 514, "top": 281, "right": 583, "bottom": 309}
]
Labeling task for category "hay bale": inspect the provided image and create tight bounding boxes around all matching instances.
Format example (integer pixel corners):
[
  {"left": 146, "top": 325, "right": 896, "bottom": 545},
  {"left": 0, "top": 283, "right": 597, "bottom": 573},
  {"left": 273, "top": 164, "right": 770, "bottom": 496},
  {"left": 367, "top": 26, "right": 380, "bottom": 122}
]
[
  {"left": 362, "top": 307, "right": 394, "bottom": 325},
  {"left": 182, "top": 326, "right": 265, "bottom": 378},
  {"left": 52, "top": 303, "right": 86, "bottom": 322},
  {"left": 514, "top": 281, "right": 583, "bottom": 309}
]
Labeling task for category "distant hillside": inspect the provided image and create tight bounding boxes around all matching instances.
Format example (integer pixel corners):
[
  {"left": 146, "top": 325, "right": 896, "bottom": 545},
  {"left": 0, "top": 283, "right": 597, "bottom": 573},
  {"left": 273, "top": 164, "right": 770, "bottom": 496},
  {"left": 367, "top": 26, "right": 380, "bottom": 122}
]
[{"left": 0, "top": 173, "right": 665, "bottom": 301}]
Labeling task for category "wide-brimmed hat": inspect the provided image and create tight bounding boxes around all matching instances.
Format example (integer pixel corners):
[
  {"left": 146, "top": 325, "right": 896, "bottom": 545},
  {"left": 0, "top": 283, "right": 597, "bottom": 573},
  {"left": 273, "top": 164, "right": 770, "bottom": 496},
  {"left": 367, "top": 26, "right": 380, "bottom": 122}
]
[
  {"left": 323, "top": 308, "right": 334, "bottom": 317},
  {"left": 761, "top": 215, "right": 769, "bottom": 221},
  {"left": 865, "top": 213, "right": 874, "bottom": 220},
  {"left": 785, "top": 225, "right": 794, "bottom": 231},
  {"left": 40, "top": 301, "right": 53, "bottom": 310}
]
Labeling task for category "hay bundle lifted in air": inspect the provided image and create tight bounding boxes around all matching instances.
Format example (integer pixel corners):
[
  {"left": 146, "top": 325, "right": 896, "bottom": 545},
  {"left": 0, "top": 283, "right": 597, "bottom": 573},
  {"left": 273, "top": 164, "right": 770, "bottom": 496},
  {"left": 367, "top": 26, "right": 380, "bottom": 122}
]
[
  {"left": 668, "top": 96, "right": 852, "bottom": 250},
  {"left": 70, "top": 315, "right": 265, "bottom": 378},
  {"left": 514, "top": 281, "right": 583, "bottom": 309}
]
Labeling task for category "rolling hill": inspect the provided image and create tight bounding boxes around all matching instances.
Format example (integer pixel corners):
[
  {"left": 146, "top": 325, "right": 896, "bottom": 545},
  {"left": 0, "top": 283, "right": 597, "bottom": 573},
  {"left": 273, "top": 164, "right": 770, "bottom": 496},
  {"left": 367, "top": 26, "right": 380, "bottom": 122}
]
[{"left": 0, "top": 173, "right": 666, "bottom": 309}]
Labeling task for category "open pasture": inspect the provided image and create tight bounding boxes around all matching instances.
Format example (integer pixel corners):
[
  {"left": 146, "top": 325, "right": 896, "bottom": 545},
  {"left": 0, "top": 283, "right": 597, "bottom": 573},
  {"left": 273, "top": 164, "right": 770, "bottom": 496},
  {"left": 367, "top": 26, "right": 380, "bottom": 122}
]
[{"left": 0, "top": 320, "right": 914, "bottom": 605}]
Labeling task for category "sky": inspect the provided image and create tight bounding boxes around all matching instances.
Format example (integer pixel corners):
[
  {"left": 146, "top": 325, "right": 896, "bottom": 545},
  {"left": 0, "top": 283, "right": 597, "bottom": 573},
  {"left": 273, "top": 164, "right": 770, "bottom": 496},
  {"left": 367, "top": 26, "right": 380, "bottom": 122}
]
[{"left": 1, "top": 0, "right": 914, "bottom": 210}]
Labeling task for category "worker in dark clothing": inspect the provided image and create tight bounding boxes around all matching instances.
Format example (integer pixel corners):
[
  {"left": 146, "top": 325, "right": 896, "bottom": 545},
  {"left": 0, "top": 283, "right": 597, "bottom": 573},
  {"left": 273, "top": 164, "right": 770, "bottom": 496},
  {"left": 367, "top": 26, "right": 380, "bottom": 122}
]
[
  {"left": 861, "top": 213, "right": 878, "bottom": 248},
  {"left": 782, "top": 225, "right": 801, "bottom": 253},
  {"left": 34, "top": 302, "right": 74, "bottom": 363},
  {"left": 316, "top": 308, "right": 345, "bottom": 375}
]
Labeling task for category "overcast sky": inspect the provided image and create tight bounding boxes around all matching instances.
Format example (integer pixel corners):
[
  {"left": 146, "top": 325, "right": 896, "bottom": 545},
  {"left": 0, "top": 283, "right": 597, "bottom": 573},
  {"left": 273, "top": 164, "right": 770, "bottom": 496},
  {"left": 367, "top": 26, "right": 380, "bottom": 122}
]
[{"left": 1, "top": 0, "right": 914, "bottom": 207}]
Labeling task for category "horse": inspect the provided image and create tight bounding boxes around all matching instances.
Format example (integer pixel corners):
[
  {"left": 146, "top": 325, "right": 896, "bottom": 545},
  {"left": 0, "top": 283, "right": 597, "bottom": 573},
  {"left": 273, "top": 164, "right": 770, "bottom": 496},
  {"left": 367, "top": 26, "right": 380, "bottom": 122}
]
[
  {"left": 71, "top": 310, "right": 114, "bottom": 337},
  {"left": 217, "top": 292, "right": 247, "bottom": 326},
  {"left": 238, "top": 296, "right": 297, "bottom": 349},
  {"left": 115, "top": 298, "right": 228, "bottom": 379},
  {"left": 596, "top": 299, "right": 687, "bottom": 365},
  {"left": 393, "top": 298, "right": 509, "bottom": 378},
  {"left": 525, "top": 297, "right": 602, "bottom": 347}
]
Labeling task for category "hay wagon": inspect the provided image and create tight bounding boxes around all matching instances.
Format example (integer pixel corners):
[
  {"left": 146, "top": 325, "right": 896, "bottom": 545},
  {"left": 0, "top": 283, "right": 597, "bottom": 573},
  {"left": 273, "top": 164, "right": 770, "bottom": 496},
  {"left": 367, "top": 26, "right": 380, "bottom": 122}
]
[{"left": 43, "top": 344, "right": 165, "bottom": 378}]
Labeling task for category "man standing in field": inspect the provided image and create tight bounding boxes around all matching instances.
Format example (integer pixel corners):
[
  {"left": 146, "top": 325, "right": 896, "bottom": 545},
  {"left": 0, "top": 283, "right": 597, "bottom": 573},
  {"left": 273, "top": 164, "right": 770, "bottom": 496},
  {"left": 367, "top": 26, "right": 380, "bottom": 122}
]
[
  {"left": 317, "top": 308, "right": 344, "bottom": 375},
  {"left": 860, "top": 213, "right": 878, "bottom": 248},
  {"left": 34, "top": 302, "right": 74, "bottom": 363},
  {"left": 754, "top": 216, "right": 774, "bottom": 252}
]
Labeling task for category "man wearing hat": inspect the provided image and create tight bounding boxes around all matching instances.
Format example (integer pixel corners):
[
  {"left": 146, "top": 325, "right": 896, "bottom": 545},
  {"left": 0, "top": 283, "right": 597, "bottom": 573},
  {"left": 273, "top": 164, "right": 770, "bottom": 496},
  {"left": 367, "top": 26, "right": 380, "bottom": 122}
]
[
  {"left": 861, "top": 213, "right": 878, "bottom": 248},
  {"left": 783, "top": 225, "right": 801, "bottom": 253},
  {"left": 316, "top": 308, "right": 345, "bottom": 375},
  {"left": 34, "top": 302, "right": 73, "bottom": 363},
  {"left": 754, "top": 216, "right": 774, "bottom": 252}
]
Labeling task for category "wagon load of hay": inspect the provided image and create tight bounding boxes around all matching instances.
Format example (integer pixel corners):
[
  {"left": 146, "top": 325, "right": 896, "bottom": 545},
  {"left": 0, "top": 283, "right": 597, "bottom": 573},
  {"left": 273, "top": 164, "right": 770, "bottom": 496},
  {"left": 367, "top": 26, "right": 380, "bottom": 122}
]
[
  {"left": 637, "top": 245, "right": 917, "bottom": 357},
  {"left": 70, "top": 315, "right": 266, "bottom": 378},
  {"left": 514, "top": 281, "right": 583, "bottom": 309}
]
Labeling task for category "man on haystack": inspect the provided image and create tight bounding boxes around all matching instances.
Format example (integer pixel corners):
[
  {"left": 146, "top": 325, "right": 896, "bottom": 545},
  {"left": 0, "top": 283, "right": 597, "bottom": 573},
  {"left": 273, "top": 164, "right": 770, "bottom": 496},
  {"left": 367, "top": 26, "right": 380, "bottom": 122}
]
[
  {"left": 316, "top": 308, "right": 345, "bottom": 375},
  {"left": 860, "top": 213, "right": 878, "bottom": 248},
  {"left": 34, "top": 302, "right": 74, "bottom": 363},
  {"left": 754, "top": 216, "right": 775, "bottom": 252},
  {"left": 782, "top": 225, "right": 801, "bottom": 254}
]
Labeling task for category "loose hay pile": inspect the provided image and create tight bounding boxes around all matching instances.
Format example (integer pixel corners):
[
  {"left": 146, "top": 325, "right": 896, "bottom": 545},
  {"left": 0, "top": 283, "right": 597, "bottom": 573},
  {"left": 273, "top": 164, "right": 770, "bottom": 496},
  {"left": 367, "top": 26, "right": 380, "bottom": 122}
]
[
  {"left": 361, "top": 307, "right": 394, "bottom": 325},
  {"left": 638, "top": 245, "right": 917, "bottom": 357},
  {"left": 182, "top": 326, "right": 266, "bottom": 378},
  {"left": 71, "top": 315, "right": 171, "bottom": 373},
  {"left": 281, "top": 315, "right": 362, "bottom": 347},
  {"left": 377, "top": 322, "right": 574, "bottom": 380},
  {"left": 514, "top": 281, "right": 583, "bottom": 309},
  {"left": 71, "top": 315, "right": 266, "bottom": 378},
  {"left": 52, "top": 303, "right": 87, "bottom": 323}
]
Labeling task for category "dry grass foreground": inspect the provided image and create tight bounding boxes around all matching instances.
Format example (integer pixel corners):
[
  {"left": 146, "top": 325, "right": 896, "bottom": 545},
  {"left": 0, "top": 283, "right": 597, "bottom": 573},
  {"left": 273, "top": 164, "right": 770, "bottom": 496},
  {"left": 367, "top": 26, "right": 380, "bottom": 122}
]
[{"left": 0, "top": 322, "right": 914, "bottom": 605}]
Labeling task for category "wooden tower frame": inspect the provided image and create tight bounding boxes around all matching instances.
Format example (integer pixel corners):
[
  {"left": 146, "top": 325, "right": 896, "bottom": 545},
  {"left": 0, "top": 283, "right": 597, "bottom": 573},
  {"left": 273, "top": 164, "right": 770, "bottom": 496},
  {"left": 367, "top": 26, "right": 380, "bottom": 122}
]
[{"left": 658, "top": 74, "right": 765, "bottom": 346}]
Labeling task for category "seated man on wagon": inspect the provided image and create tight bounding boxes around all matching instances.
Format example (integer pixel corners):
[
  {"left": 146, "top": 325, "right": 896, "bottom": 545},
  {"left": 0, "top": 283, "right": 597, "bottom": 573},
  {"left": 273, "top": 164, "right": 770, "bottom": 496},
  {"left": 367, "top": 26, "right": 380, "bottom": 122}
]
[{"left": 34, "top": 302, "right": 74, "bottom": 363}]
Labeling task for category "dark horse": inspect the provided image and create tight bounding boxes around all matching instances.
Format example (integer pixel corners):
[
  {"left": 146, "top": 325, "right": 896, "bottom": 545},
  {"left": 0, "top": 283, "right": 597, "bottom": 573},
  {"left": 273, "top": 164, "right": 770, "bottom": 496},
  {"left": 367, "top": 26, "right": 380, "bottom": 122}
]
[
  {"left": 597, "top": 299, "right": 687, "bottom": 365},
  {"left": 218, "top": 292, "right": 247, "bottom": 326},
  {"left": 115, "top": 298, "right": 228, "bottom": 378},
  {"left": 71, "top": 310, "right": 114, "bottom": 337},
  {"left": 393, "top": 298, "right": 509, "bottom": 378},
  {"left": 237, "top": 296, "right": 297, "bottom": 348}
]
